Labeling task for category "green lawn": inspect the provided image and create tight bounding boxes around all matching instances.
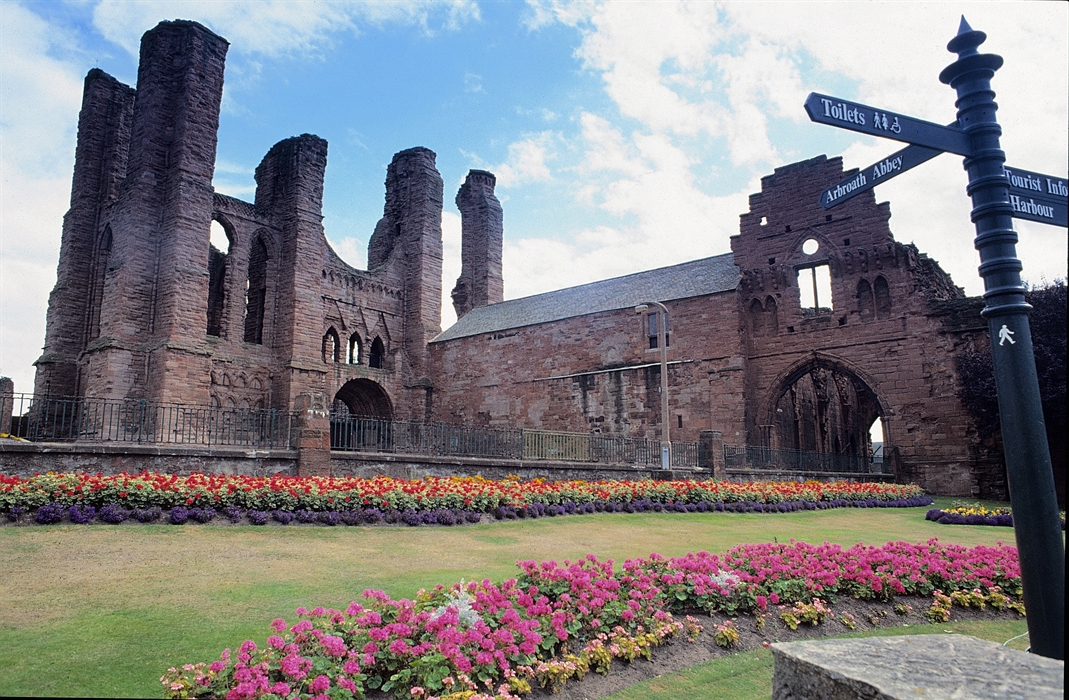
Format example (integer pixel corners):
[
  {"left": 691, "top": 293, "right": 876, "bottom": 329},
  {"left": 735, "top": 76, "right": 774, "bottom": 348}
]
[{"left": 0, "top": 499, "right": 1027, "bottom": 697}]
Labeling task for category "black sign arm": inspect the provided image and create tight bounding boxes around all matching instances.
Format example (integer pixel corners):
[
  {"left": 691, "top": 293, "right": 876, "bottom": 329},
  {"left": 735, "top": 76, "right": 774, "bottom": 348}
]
[
  {"left": 804, "top": 92, "right": 971, "bottom": 156},
  {"left": 821, "top": 141, "right": 946, "bottom": 209}
]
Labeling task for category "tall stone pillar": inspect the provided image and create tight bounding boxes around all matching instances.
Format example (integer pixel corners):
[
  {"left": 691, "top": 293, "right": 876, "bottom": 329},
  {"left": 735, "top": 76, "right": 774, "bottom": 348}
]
[
  {"left": 366, "top": 148, "right": 444, "bottom": 419},
  {"left": 255, "top": 135, "right": 329, "bottom": 408},
  {"left": 0, "top": 377, "right": 14, "bottom": 435},
  {"left": 87, "top": 20, "right": 228, "bottom": 404},
  {"left": 452, "top": 170, "right": 503, "bottom": 318},
  {"left": 34, "top": 70, "right": 135, "bottom": 399}
]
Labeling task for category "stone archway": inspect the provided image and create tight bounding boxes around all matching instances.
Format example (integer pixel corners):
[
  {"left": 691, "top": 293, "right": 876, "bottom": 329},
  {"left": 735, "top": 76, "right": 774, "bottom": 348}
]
[
  {"left": 332, "top": 378, "right": 393, "bottom": 419},
  {"left": 330, "top": 379, "right": 394, "bottom": 451},
  {"left": 764, "top": 358, "right": 885, "bottom": 459}
]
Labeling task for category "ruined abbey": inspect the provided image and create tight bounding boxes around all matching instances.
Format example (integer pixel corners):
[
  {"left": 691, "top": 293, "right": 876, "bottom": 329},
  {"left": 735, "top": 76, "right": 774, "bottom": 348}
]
[{"left": 32, "top": 20, "right": 1003, "bottom": 497}]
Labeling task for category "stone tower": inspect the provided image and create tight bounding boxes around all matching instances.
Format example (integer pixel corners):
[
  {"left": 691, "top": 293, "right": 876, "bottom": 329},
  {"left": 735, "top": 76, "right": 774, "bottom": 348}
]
[
  {"left": 33, "top": 69, "right": 135, "bottom": 399},
  {"left": 366, "top": 148, "right": 444, "bottom": 416},
  {"left": 35, "top": 20, "right": 228, "bottom": 403},
  {"left": 452, "top": 170, "right": 504, "bottom": 318}
]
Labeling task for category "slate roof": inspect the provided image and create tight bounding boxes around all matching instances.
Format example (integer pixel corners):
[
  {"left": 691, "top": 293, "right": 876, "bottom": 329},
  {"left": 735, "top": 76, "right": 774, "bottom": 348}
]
[{"left": 432, "top": 252, "right": 739, "bottom": 343}]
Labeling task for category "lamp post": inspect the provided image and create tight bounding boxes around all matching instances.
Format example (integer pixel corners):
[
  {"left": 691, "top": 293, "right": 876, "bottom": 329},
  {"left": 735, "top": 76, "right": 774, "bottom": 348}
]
[{"left": 635, "top": 301, "right": 671, "bottom": 469}]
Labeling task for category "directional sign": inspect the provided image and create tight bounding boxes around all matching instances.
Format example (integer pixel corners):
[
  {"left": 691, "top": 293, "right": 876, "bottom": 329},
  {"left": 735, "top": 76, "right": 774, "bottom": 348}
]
[
  {"left": 821, "top": 142, "right": 943, "bottom": 209},
  {"left": 1004, "top": 166, "right": 1068, "bottom": 228},
  {"left": 804, "top": 92, "right": 971, "bottom": 156}
]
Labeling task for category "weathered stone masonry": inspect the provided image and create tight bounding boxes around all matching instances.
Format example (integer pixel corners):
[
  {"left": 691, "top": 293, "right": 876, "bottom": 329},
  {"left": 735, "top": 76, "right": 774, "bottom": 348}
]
[
  {"left": 30, "top": 21, "right": 1002, "bottom": 497},
  {"left": 34, "top": 21, "right": 446, "bottom": 429}
]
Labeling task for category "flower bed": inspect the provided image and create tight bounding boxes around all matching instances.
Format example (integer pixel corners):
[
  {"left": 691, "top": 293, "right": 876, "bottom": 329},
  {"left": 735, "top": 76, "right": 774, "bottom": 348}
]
[
  {"left": 925, "top": 502, "right": 1065, "bottom": 530},
  {"left": 1, "top": 472, "right": 930, "bottom": 526},
  {"left": 161, "top": 539, "right": 1020, "bottom": 700}
]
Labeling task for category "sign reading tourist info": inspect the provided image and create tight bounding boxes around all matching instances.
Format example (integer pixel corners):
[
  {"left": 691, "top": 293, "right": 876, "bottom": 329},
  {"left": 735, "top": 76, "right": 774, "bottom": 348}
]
[
  {"left": 1003, "top": 166, "right": 1068, "bottom": 227},
  {"left": 807, "top": 92, "right": 1068, "bottom": 228}
]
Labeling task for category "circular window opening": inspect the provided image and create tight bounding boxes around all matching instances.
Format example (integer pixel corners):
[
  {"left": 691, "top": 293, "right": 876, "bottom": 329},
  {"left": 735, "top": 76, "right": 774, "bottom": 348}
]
[{"left": 802, "top": 238, "right": 820, "bottom": 255}]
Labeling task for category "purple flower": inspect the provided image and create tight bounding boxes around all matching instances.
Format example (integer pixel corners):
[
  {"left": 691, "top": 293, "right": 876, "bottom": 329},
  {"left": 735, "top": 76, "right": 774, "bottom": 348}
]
[
  {"left": 67, "top": 504, "right": 96, "bottom": 524},
  {"left": 35, "top": 502, "right": 66, "bottom": 524},
  {"left": 272, "top": 510, "right": 295, "bottom": 525},
  {"left": 318, "top": 511, "right": 341, "bottom": 526},
  {"left": 189, "top": 507, "right": 217, "bottom": 524},
  {"left": 169, "top": 506, "right": 189, "bottom": 525},
  {"left": 132, "top": 506, "right": 162, "bottom": 522},
  {"left": 99, "top": 503, "right": 130, "bottom": 524},
  {"left": 247, "top": 510, "right": 269, "bottom": 525},
  {"left": 223, "top": 505, "right": 245, "bottom": 523}
]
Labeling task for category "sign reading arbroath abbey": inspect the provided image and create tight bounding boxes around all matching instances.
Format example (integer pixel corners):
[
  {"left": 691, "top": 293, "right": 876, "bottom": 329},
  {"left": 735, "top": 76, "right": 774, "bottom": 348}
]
[{"left": 28, "top": 20, "right": 1011, "bottom": 498}]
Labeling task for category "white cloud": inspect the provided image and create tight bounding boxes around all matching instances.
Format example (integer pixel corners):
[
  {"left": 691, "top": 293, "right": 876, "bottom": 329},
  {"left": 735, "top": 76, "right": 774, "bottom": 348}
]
[
  {"left": 440, "top": 210, "right": 462, "bottom": 329},
  {"left": 493, "top": 133, "right": 556, "bottom": 188},
  {"left": 509, "top": 0, "right": 1066, "bottom": 304},
  {"left": 463, "top": 71, "right": 484, "bottom": 93},
  {"left": 91, "top": 0, "right": 480, "bottom": 58}
]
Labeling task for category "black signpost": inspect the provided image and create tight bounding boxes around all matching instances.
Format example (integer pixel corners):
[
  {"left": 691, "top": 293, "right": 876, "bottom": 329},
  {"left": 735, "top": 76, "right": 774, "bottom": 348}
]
[{"left": 806, "top": 18, "right": 1065, "bottom": 660}]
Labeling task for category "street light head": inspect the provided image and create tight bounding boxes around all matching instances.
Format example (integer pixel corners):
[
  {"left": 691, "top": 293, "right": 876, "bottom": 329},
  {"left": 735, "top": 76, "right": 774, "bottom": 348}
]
[{"left": 634, "top": 304, "right": 649, "bottom": 314}]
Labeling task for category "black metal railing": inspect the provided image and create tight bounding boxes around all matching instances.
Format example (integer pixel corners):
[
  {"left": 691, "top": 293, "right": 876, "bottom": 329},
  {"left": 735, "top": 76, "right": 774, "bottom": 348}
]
[
  {"left": 0, "top": 392, "right": 699, "bottom": 466},
  {"left": 2, "top": 394, "right": 294, "bottom": 448},
  {"left": 330, "top": 414, "right": 700, "bottom": 468},
  {"left": 724, "top": 444, "right": 889, "bottom": 474},
  {"left": 330, "top": 416, "right": 524, "bottom": 459}
]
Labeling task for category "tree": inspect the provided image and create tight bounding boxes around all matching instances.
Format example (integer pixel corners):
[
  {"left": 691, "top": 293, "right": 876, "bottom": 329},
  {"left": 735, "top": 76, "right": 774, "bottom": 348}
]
[{"left": 957, "top": 281, "right": 1066, "bottom": 506}]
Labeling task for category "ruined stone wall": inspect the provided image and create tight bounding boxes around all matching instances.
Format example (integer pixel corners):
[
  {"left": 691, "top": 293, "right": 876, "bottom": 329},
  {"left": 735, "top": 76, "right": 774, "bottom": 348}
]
[
  {"left": 35, "top": 21, "right": 444, "bottom": 428},
  {"left": 731, "top": 155, "right": 992, "bottom": 497},
  {"left": 430, "top": 293, "right": 747, "bottom": 444},
  {"left": 50, "top": 20, "right": 230, "bottom": 405},
  {"left": 364, "top": 148, "right": 444, "bottom": 419}
]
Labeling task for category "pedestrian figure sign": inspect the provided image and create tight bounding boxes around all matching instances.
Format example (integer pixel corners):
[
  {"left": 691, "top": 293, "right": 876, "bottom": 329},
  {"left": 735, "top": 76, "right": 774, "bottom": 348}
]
[{"left": 998, "top": 325, "right": 1015, "bottom": 346}]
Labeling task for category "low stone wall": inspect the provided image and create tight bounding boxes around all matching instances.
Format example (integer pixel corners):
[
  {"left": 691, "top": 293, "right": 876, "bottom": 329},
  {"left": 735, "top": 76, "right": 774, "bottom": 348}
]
[
  {"left": 331, "top": 450, "right": 705, "bottom": 481},
  {"left": 0, "top": 439, "right": 707, "bottom": 482},
  {"left": 726, "top": 468, "right": 894, "bottom": 483},
  {"left": 771, "top": 635, "right": 1063, "bottom": 699},
  {"left": 0, "top": 440, "right": 297, "bottom": 477}
]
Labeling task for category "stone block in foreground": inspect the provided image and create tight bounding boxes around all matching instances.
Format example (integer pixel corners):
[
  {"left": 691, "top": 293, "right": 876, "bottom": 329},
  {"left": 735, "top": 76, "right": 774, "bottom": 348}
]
[{"left": 771, "top": 634, "right": 1064, "bottom": 699}]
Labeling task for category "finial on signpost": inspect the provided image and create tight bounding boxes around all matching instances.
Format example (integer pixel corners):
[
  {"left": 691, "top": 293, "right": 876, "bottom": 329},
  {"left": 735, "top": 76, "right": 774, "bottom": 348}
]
[
  {"left": 940, "top": 17, "right": 1001, "bottom": 84},
  {"left": 940, "top": 19, "right": 1065, "bottom": 661}
]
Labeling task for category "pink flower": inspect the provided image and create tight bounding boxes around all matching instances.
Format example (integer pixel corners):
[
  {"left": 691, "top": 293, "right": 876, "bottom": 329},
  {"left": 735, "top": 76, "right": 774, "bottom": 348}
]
[
  {"left": 343, "top": 659, "right": 361, "bottom": 674},
  {"left": 267, "top": 636, "right": 286, "bottom": 649},
  {"left": 769, "top": 593, "right": 780, "bottom": 604},
  {"left": 271, "top": 618, "right": 287, "bottom": 632},
  {"left": 321, "top": 635, "right": 347, "bottom": 658},
  {"left": 310, "top": 674, "right": 330, "bottom": 693}
]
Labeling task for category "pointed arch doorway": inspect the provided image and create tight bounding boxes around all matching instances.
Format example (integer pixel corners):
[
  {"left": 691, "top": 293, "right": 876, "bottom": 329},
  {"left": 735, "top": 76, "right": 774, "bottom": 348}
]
[{"left": 763, "top": 358, "right": 888, "bottom": 472}]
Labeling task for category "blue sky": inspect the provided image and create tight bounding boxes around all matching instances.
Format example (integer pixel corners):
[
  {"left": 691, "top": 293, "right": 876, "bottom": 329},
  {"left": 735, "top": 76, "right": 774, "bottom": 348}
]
[{"left": 1, "top": 0, "right": 1066, "bottom": 395}]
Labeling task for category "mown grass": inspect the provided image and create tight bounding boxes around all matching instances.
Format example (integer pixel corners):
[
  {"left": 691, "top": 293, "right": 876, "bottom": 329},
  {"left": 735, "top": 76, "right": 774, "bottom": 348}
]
[
  {"left": 0, "top": 498, "right": 1027, "bottom": 698},
  {"left": 605, "top": 618, "right": 1031, "bottom": 700}
]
